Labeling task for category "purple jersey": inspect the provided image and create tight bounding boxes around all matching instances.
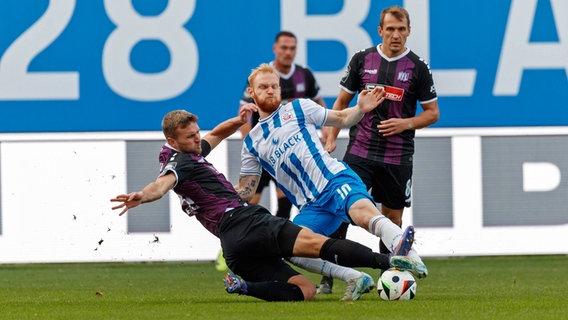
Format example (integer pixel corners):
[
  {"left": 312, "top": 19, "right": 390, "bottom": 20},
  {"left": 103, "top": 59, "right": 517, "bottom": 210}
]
[
  {"left": 240, "top": 62, "right": 322, "bottom": 126},
  {"left": 340, "top": 46, "right": 437, "bottom": 165},
  {"left": 158, "top": 141, "right": 245, "bottom": 237}
]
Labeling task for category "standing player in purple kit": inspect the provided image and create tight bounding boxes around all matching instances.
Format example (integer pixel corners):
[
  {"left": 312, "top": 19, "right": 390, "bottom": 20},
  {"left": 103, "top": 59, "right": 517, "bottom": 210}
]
[{"left": 326, "top": 5, "right": 440, "bottom": 256}]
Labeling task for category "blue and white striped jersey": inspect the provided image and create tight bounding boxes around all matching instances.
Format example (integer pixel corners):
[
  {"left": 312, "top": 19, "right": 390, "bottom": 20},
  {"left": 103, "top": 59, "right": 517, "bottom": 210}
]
[{"left": 241, "top": 99, "right": 348, "bottom": 209}]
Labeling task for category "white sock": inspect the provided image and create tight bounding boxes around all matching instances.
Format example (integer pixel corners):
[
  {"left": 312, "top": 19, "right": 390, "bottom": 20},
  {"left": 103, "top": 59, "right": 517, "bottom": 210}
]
[
  {"left": 288, "top": 257, "right": 361, "bottom": 281},
  {"left": 368, "top": 216, "right": 425, "bottom": 264},
  {"left": 368, "top": 215, "right": 403, "bottom": 252}
]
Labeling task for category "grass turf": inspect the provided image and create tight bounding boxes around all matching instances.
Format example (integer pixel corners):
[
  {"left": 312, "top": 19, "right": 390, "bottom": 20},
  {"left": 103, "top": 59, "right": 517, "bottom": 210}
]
[{"left": 1, "top": 255, "right": 567, "bottom": 319}]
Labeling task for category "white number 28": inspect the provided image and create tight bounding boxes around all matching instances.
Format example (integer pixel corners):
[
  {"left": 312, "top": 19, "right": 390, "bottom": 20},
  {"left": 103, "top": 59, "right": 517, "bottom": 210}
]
[{"left": 0, "top": 0, "right": 197, "bottom": 101}]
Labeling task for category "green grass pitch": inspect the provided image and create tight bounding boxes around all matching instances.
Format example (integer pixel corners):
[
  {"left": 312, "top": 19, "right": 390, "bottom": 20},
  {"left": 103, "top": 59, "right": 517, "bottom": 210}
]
[{"left": 1, "top": 255, "right": 566, "bottom": 319}]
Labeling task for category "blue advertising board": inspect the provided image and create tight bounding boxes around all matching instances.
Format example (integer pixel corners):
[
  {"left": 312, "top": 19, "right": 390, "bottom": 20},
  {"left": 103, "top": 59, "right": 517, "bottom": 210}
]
[{"left": 0, "top": 0, "right": 566, "bottom": 132}]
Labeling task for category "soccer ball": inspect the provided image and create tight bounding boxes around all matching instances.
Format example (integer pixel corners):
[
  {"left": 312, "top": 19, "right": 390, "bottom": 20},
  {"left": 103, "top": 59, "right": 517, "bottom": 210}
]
[{"left": 377, "top": 268, "right": 417, "bottom": 300}]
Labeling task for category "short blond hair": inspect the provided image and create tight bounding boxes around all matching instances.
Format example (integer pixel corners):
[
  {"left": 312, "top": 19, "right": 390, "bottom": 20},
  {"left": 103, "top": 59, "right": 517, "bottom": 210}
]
[
  {"left": 161, "top": 110, "right": 198, "bottom": 139},
  {"left": 248, "top": 63, "right": 280, "bottom": 87}
]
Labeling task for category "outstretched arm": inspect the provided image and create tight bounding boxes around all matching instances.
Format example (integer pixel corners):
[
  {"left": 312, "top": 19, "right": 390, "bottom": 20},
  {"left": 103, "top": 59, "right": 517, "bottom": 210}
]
[
  {"left": 325, "top": 90, "right": 355, "bottom": 153},
  {"left": 110, "top": 173, "right": 176, "bottom": 216},
  {"left": 324, "top": 87, "right": 384, "bottom": 129},
  {"left": 234, "top": 174, "right": 261, "bottom": 203},
  {"left": 313, "top": 97, "right": 330, "bottom": 144},
  {"left": 203, "top": 103, "right": 258, "bottom": 150}
]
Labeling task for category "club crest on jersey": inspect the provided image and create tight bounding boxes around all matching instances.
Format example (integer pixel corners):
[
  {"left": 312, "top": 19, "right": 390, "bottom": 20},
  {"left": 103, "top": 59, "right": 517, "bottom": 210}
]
[
  {"left": 296, "top": 83, "right": 305, "bottom": 92},
  {"left": 281, "top": 110, "right": 293, "bottom": 121},
  {"left": 397, "top": 71, "right": 410, "bottom": 82}
]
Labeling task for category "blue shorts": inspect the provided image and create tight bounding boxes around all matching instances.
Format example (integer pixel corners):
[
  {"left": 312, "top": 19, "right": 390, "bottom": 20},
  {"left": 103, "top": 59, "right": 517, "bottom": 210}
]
[{"left": 292, "top": 169, "right": 374, "bottom": 236}]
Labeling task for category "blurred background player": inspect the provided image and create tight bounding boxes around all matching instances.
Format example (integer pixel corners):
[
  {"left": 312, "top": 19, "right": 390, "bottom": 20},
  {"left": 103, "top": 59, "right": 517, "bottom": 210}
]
[
  {"left": 325, "top": 6, "right": 439, "bottom": 256},
  {"left": 237, "top": 31, "right": 343, "bottom": 294}
]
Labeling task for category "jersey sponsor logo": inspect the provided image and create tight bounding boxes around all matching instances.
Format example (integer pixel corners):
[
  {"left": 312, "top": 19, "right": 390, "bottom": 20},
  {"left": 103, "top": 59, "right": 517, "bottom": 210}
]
[
  {"left": 365, "top": 83, "right": 384, "bottom": 91},
  {"left": 384, "top": 85, "right": 405, "bottom": 101},
  {"left": 364, "top": 69, "right": 378, "bottom": 75},
  {"left": 269, "top": 134, "right": 303, "bottom": 165}
]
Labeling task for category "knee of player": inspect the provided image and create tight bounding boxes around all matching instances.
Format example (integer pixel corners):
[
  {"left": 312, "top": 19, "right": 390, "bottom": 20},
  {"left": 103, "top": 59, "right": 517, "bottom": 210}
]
[
  {"left": 289, "top": 274, "right": 317, "bottom": 301},
  {"left": 291, "top": 228, "right": 327, "bottom": 257},
  {"left": 383, "top": 210, "right": 404, "bottom": 227},
  {"left": 348, "top": 199, "right": 380, "bottom": 227},
  {"left": 299, "top": 283, "right": 316, "bottom": 301}
]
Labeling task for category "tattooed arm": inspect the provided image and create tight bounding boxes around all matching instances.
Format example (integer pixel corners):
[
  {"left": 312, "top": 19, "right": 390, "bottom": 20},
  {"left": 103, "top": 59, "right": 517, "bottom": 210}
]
[{"left": 234, "top": 174, "right": 260, "bottom": 203}]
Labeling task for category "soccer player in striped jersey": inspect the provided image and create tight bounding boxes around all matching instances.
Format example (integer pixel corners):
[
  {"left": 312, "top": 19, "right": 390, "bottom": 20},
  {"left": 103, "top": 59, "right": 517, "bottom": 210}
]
[
  {"left": 237, "top": 63, "right": 428, "bottom": 279},
  {"left": 326, "top": 6, "right": 440, "bottom": 256},
  {"left": 239, "top": 31, "right": 327, "bottom": 221},
  {"left": 237, "top": 31, "right": 342, "bottom": 294}
]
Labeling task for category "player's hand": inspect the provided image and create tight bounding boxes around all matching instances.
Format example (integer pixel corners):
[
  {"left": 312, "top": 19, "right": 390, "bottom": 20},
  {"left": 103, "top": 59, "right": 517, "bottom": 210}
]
[
  {"left": 110, "top": 191, "right": 144, "bottom": 216},
  {"left": 377, "top": 118, "right": 414, "bottom": 136},
  {"left": 239, "top": 103, "right": 258, "bottom": 124},
  {"left": 357, "top": 87, "right": 385, "bottom": 113},
  {"left": 324, "top": 137, "right": 337, "bottom": 153}
]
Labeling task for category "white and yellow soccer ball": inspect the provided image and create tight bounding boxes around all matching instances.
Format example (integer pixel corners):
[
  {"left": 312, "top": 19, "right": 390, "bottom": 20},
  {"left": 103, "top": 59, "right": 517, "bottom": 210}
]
[{"left": 377, "top": 268, "right": 417, "bottom": 300}]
